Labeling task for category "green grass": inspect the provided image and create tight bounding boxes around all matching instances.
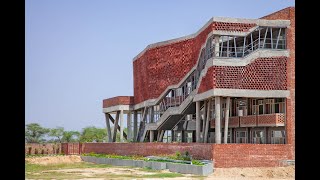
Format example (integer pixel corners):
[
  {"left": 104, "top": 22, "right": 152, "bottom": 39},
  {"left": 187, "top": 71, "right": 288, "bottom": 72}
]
[
  {"left": 25, "top": 161, "right": 186, "bottom": 179},
  {"left": 82, "top": 152, "right": 147, "bottom": 160},
  {"left": 25, "top": 153, "right": 65, "bottom": 158},
  {"left": 141, "top": 166, "right": 158, "bottom": 172},
  {"left": 143, "top": 173, "right": 183, "bottom": 178},
  {"left": 26, "top": 162, "right": 111, "bottom": 172}
]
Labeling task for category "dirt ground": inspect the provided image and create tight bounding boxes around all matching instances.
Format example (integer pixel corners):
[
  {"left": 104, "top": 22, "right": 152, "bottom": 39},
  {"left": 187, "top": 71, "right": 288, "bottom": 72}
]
[
  {"left": 25, "top": 155, "right": 82, "bottom": 165},
  {"left": 25, "top": 155, "right": 295, "bottom": 179}
]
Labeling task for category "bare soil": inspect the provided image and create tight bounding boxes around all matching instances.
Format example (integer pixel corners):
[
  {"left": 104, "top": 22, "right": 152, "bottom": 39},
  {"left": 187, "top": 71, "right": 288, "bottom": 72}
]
[{"left": 25, "top": 155, "right": 82, "bottom": 165}]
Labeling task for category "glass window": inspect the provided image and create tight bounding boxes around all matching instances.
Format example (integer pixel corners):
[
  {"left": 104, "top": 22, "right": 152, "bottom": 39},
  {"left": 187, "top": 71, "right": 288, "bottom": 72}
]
[
  {"left": 175, "top": 131, "right": 182, "bottom": 142},
  {"left": 185, "top": 131, "right": 193, "bottom": 143},
  {"left": 162, "top": 130, "right": 172, "bottom": 143},
  {"left": 236, "top": 131, "right": 247, "bottom": 143},
  {"left": 252, "top": 130, "right": 265, "bottom": 144},
  {"left": 271, "top": 130, "right": 285, "bottom": 144},
  {"left": 221, "top": 130, "right": 231, "bottom": 143}
]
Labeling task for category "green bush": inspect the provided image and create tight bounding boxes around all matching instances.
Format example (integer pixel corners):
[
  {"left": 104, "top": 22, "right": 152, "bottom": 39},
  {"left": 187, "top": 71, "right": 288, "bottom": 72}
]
[{"left": 191, "top": 160, "right": 204, "bottom": 166}]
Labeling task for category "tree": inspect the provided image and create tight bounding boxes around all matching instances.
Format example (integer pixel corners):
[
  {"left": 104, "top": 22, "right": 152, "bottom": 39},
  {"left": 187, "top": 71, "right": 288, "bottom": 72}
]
[
  {"left": 79, "top": 126, "right": 107, "bottom": 142},
  {"left": 48, "top": 127, "right": 64, "bottom": 143},
  {"left": 25, "top": 123, "right": 49, "bottom": 143},
  {"left": 62, "top": 131, "right": 80, "bottom": 142}
]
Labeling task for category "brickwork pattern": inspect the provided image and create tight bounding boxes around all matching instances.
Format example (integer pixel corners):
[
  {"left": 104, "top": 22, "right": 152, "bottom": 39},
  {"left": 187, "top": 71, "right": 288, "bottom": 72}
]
[
  {"left": 215, "top": 22, "right": 256, "bottom": 31},
  {"left": 133, "top": 22, "right": 257, "bottom": 104},
  {"left": 211, "top": 117, "right": 239, "bottom": 128},
  {"left": 257, "top": 114, "right": 285, "bottom": 126},
  {"left": 80, "top": 143, "right": 293, "bottom": 168},
  {"left": 261, "top": 7, "right": 295, "bottom": 151},
  {"left": 212, "top": 144, "right": 294, "bottom": 167},
  {"left": 198, "top": 57, "right": 288, "bottom": 93},
  {"left": 103, "top": 96, "right": 134, "bottom": 108},
  {"left": 82, "top": 143, "right": 212, "bottom": 160},
  {"left": 240, "top": 115, "right": 257, "bottom": 127}
]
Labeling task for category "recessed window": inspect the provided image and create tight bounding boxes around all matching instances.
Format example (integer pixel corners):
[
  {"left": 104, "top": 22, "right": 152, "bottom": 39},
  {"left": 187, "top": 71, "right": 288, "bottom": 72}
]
[
  {"left": 236, "top": 131, "right": 247, "bottom": 143},
  {"left": 271, "top": 130, "right": 285, "bottom": 144},
  {"left": 252, "top": 130, "right": 265, "bottom": 144}
]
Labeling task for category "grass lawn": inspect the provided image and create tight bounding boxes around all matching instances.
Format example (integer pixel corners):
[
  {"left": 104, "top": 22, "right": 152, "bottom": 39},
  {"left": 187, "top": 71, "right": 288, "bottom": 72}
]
[{"left": 25, "top": 161, "right": 187, "bottom": 179}]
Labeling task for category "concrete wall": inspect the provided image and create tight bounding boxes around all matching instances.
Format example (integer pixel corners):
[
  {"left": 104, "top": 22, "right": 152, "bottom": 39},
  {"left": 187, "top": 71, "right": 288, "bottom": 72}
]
[
  {"left": 25, "top": 143, "right": 62, "bottom": 155},
  {"left": 82, "top": 143, "right": 212, "bottom": 160},
  {"left": 212, "top": 144, "right": 294, "bottom": 167}
]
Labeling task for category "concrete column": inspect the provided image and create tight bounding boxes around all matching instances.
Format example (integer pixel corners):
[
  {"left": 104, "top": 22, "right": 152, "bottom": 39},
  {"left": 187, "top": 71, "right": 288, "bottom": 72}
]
[
  {"left": 133, "top": 111, "right": 138, "bottom": 142},
  {"left": 113, "top": 111, "right": 120, "bottom": 142},
  {"left": 204, "top": 99, "right": 211, "bottom": 143},
  {"left": 181, "top": 131, "right": 185, "bottom": 143},
  {"left": 202, "top": 101, "right": 207, "bottom": 142},
  {"left": 120, "top": 109, "right": 124, "bottom": 142},
  {"left": 105, "top": 113, "right": 112, "bottom": 142},
  {"left": 127, "top": 111, "right": 132, "bottom": 142},
  {"left": 224, "top": 97, "right": 231, "bottom": 144},
  {"left": 196, "top": 101, "right": 201, "bottom": 142},
  {"left": 150, "top": 130, "right": 154, "bottom": 142},
  {"left": 214, "top": 36, "right": 220, "bottom": 57},
  {"left": 150, "top": 106, "right": 154, "bottom": 123},
  {"left": 215, "top": 96, "right": 221, "bottom": 144},
  {"left": 158, "top": 130, "right": 165, "bottom": 142}
]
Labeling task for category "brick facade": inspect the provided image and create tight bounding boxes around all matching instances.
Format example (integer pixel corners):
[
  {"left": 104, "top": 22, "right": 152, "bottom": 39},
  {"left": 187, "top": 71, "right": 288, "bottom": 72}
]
[
  {"left": 261, "top": 7, "right": 295, "bottom": 152},
  {"left": 103, "top": 96, "right": 134, "bottom": 108},
  {"left": 215, "top": 22, "right": 255, "bottom": 31},
  {"left": 198, "top": 57, "right": 288, "bottom": 93},
  {"left": 132, "top": 22, "right": 256, "bottom": 104}
]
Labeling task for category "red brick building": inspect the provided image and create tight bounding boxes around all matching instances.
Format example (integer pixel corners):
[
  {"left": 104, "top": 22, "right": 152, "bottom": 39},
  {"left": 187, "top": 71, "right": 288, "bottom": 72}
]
[{"left": 102, "top": 7, "right": 295, "bottom": 153}]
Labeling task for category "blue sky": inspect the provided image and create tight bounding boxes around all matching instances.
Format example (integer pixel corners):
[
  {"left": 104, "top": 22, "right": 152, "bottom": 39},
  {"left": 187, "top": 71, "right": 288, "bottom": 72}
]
[{"left": 25, "top": 0, "right": 295, "bottom": 131}]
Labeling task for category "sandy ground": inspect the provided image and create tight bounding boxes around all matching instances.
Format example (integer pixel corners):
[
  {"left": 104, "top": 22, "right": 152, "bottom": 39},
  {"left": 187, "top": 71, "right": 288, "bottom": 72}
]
[
  {"left": 25, "top": 155, "right": 82, "bottom": 165},
  {"left": 26, "top": 155, "right": 295, "bottom": 179}
]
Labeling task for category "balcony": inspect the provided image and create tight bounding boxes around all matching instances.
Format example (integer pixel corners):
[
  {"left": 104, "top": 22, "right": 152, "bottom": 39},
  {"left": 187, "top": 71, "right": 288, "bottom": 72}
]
[
  {"left": 257, "top": 113, "right": 285, "bottom": 127},
  {"left": 210, "top": 116, "right": 240, "bottom": 128},
  {"left": 240, "top": 115, "right": 257, "bottom": 127}
]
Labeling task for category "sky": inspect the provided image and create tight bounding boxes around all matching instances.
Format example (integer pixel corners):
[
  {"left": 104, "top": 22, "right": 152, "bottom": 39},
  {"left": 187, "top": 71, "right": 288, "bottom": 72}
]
[{"left": 25, "top": 0, "right": 295, "bottom": 131}]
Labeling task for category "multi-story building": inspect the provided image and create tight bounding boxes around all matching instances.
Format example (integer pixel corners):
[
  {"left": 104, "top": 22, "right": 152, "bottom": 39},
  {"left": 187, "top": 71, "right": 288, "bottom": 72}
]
[{"left": 102, "top": 7, "right": 295, "bottom": 149}]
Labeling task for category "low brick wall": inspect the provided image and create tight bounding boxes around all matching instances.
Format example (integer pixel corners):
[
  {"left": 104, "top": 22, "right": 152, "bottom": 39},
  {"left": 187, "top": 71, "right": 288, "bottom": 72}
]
[
  {"left": 212, "top": 144, "right": 294, "bottom": 168},
  {"left": 78, "top": 143, "right": 294, "bottom": 168},
  {"left": 82, "top": 143, "right": 213, "bottom": 160},
  {"left": 25, "top": 143, "right": 62, "bottom": 155}
]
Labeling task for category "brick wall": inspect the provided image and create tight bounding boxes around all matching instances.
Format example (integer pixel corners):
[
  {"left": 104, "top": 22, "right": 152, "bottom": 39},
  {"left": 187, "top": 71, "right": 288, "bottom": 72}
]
[
  {"left": 215, "top": 22, "right": 255, "bottom": 31},
  {"left": 261, "top": 7, "right": 295, "bottom": 153},
  {"left": 82, "top": 143, "right": 213, "bottom": 160},
  {"left": 212, "top": 144, "right": 294, "bottom": 168},
  {"left": 25, "top": 143, "right": 62, "bottom": 155},
  {"left": 133, "top": 22, "right": 256, "bottom": 104},
  {"left": 198, "top": 57, "right": 288, "bottom": 93},
  {"left": 80, "top": 142, "right": 294, "bottom": 168},
  {"left": 103, "top": 96, "right": 134, "bottom": 108}
]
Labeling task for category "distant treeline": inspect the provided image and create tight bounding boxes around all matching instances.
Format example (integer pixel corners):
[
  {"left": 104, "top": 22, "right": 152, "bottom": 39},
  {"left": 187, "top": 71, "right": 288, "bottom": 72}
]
[{"left": 25, "top": 123, "right": 126, "bottom": 143}]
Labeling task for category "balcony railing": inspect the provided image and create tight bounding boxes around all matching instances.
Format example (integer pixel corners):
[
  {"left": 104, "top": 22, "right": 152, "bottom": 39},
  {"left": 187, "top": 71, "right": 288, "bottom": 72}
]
[
  {"left": 210, "top": 116, "right": 240, "bottom": 128},
  {"left": 210, "top": 114, "right": 285, "bottom": 128},
  {"left": 240, "top": 115, "right": 257, "bottom": 127},
  {"left": 257, "top": 113, "right": 285, "bottom": 127}
]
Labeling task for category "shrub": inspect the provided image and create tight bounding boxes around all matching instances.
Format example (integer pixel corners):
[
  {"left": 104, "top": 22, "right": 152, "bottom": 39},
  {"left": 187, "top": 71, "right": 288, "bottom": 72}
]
[{"left": 191, "top": 160, "right": 204, "bottom": 166}]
